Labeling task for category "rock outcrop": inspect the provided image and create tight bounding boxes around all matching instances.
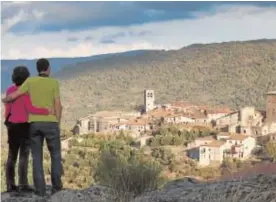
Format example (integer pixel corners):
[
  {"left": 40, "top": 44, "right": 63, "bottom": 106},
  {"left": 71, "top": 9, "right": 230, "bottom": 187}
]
[
  {"left": 1, "top": 185, "right": 113, "bottom": 202},
  {"left": 132, "top": 174, "right": 276, "bottom": 202},
  {"left": 2, "top": 174, "right": 276, "bottom": 202}
]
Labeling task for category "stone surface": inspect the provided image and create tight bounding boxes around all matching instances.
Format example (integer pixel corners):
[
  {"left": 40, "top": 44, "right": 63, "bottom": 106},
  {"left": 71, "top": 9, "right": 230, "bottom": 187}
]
[
  {"left": 132, "top": 174, "right": 276, "bottom": 202},
  {"left": 2, "top": 174, "right": 276, "bottom": 202},
  {"left": 1, "top": 185, "right": 113, "bottom": 202}
]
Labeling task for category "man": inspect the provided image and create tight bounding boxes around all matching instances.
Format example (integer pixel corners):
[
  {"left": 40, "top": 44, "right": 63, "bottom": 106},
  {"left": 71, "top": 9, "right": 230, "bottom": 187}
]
[{"left": 2, "top": 58, "right": 63, "bottom": 196}]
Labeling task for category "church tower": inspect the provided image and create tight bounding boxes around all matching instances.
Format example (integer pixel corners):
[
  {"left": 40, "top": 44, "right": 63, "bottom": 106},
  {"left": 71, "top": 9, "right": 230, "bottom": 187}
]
[{"left": 144, "top": 90, "right": 155, "bottom": 113}]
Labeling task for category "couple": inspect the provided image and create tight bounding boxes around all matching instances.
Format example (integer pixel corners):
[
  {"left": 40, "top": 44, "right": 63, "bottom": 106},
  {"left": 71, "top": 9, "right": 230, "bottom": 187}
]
[{"left": 2, "top": 58, "right": 63, "bottom": 196}]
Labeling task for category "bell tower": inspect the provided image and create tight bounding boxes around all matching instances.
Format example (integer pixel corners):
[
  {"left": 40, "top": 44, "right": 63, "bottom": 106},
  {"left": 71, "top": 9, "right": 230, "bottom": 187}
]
[{"left": 144, "top": 90, "right": 155, "bottom": 113}]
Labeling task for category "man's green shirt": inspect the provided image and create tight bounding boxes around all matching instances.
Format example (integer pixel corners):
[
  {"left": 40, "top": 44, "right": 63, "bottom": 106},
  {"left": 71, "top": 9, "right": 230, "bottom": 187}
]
[{"left": 19, "top": 76, "right": 60, "bottom": 122}]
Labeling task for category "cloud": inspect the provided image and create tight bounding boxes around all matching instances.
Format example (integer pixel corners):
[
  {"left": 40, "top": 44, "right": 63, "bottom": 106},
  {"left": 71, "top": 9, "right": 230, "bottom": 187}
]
[
  {"left": 1, "top": 2, "right": 149, "bottom": 33},
  {"left": 4, "top": 1, "right": 275, "bottom": 34},
  {"left": 1, "top": 10, "right": 27, "bottom": 35},
  {"left": 100, "top": 39, "right": 116, "bottom": 44},
  {"left": 1, "top": 4, "right": 276, "bottom": 59}
]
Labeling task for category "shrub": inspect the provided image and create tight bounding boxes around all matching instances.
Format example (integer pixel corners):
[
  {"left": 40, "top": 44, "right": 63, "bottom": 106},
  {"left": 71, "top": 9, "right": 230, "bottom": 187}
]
[
  {"left": 95, "top": 147, "right": 164, "bottom": 201},
  {"left": 151, "top": 147, "right": 175, "bottom": 165}
]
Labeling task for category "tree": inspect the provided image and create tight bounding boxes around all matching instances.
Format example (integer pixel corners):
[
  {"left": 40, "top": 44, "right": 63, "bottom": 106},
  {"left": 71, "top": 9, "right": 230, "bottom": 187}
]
[{"left": 265, "top": 141, "right": 276, "bottom": 162}]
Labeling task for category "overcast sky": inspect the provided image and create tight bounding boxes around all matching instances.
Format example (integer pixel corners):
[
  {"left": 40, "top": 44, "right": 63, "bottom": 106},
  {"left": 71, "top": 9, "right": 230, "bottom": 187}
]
[{"left": 1, "top": 1, "right": 276, "bottom": 59}]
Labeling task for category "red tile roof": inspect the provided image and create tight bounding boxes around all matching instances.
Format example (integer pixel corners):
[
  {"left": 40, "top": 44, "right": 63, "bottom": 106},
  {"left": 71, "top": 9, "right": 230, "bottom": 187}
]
[
  {"left": 171, "top": 101, "right": 195, "bottom": 108},
  {"left": 148, "top": 108, "right": 172, "bottom": 117},
  {"left": 207, "top": 107, "right": 233, "bottom": 114},
  {"left": 126, "top": 118, "right": 151, "bottom": 126},
  {"left": 202, "top": 140, "right": 226, "bottom": 148}
]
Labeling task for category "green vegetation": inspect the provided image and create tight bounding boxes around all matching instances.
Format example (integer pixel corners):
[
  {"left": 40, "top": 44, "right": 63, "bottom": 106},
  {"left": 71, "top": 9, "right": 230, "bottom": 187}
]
[
  {"left": 60, "top": 129, "right": 74, "bottom": 140},
  {"left": 68, "top": 133, "right": 134, "bottom": 148},
  {"left": 149, "top": 125, "right": 215, "bottom": 146},
  {"left": 56, "top": 39, "right": 276, "bottom": 126},
  {"left": 0, "top": 129, "right": 261, "bottom": 194},
  {"left": 95, "top": 141, "right": 164, "bottom": 201}
]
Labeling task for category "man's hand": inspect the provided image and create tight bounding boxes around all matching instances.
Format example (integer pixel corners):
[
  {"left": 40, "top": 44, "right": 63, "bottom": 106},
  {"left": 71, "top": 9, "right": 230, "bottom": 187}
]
[
  {"left": 48, "top": 107, "right": 55, "bottom": 115},
  {"left": 2, "top": 90, "right": 24, "bottom": 103},
  {"left": 2, "top": 96, "right": 12, "bottom": 103},
  {"left": 54, "top": 97, "right": 62, "bottom": 124}
]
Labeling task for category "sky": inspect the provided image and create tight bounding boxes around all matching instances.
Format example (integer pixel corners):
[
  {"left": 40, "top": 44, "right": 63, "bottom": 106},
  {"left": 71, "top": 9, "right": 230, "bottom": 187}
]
[{"left": 1, "top": 1, "right": 276, "bottom": 59}]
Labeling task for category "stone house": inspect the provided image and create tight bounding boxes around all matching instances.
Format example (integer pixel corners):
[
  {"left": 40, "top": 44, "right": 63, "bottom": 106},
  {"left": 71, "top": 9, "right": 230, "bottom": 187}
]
[
  {"left": 218, "top": 133, "right": 256, "bottom": 160},
  {"left": 163, "top": 114, "right": 195, "bottom": 124},
  {"left": 187, "top": 140, "right": 226, "bottom": 166},
  {"left": 186, "top": 136, "right": 214, "bottom": 149},
  {"left": 109, "top": 117, "right": 152, "bottom": 137},
  {"left": 261, "top": 122, "right": 276, "bottom": 136},
  {"left": 72, "top": 111, "right": 140, "bottom": 135},
  {"left": 239, "top": 107, "right": 264, "bottom": 136},
  {"left": 214, "top": 107, "right": 266, "bottom": 136},
  {"left": 206, "top": 108, "right": 233, "bottom": 122},
  {"left": 72, "top": 116, "right": 95, "bottom": 135},
  {"left": 187, "top": 133, "right": 256, "bottom": 166},
  {"left": 193, "top": 113, "right": 209, "bottom": 125},
  {"left": 215, "top": 111, "right": 239, "bottom": 127},
  {"left": 269, "top": 133, "right": 276, "bottom": 141},
  {"left": 110, "top": 123, "right": 128, "bottom": 131},
  {"left": 127, "top": 118, "right": 151, "bottom": 132}
]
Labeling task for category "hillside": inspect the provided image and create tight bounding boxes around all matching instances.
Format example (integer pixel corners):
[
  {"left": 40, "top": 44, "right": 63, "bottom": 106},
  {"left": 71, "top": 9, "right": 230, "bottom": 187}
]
[
  {"left": 0, "top": 50, "right": 152, "bottom": 92},
  {"left": 55, "top": 39, "right": 276, "bottom": 126}
]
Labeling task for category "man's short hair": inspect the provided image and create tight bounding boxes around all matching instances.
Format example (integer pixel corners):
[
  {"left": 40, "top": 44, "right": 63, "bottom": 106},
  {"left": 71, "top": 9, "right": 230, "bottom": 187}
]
[
  {"left": 12, "top": 66, "right": 30, "bottom": 86},
  {"left": 36, "top": 58, "right": 50, "bottom": 73}
]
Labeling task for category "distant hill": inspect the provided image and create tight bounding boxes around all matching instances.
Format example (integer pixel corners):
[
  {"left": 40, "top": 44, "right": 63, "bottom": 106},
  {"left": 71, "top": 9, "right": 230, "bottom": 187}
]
[
  {"left": 0, "top": 50, "right": 152, "bottom": 92},
  {"left": 53, "top": 39, "right": 276, "bottom": 126}
]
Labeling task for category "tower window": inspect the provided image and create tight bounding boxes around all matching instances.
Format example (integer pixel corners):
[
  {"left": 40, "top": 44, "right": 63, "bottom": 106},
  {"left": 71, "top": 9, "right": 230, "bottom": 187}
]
[{"left": 147, "top": 92, "right": 153, "bottom": 98}]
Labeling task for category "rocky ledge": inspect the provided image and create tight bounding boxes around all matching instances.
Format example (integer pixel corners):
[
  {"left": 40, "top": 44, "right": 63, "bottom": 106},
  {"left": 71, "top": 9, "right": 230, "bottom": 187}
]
[{"left": 2, "top": 174, "right": 276, "bottom": 202}]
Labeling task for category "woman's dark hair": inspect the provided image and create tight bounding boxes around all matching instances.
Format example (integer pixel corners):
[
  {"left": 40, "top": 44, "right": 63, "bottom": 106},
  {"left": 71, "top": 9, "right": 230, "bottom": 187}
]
[{"left": 12, "top": 66, "right": 30, "bottom": 86}]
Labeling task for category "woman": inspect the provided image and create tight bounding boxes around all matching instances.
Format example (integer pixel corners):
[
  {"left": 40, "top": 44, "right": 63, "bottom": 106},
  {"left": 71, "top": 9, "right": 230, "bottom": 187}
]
[{"left": 5, "top": 66, "right": 52, "bottom": 192}]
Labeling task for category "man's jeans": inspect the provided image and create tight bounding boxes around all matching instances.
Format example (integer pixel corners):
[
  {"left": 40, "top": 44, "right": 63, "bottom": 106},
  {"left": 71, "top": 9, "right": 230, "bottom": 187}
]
[{"left": 29, "top": 122, "right": 62, "bottom": 196}]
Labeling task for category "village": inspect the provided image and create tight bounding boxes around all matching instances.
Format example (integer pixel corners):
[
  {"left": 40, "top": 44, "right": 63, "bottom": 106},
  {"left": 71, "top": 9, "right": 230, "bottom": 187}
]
[{"left": 72, "top": 89, "right": 276, "bottom": 166}]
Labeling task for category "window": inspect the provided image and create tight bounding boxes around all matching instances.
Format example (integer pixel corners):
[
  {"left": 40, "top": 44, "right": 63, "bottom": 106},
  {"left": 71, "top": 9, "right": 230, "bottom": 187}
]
[
  {"left": 147, "top": 92, "right": 153, "bottom": 98},
  {"left": 88, "top": 121, "right": 92, "bottom": 130}
]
